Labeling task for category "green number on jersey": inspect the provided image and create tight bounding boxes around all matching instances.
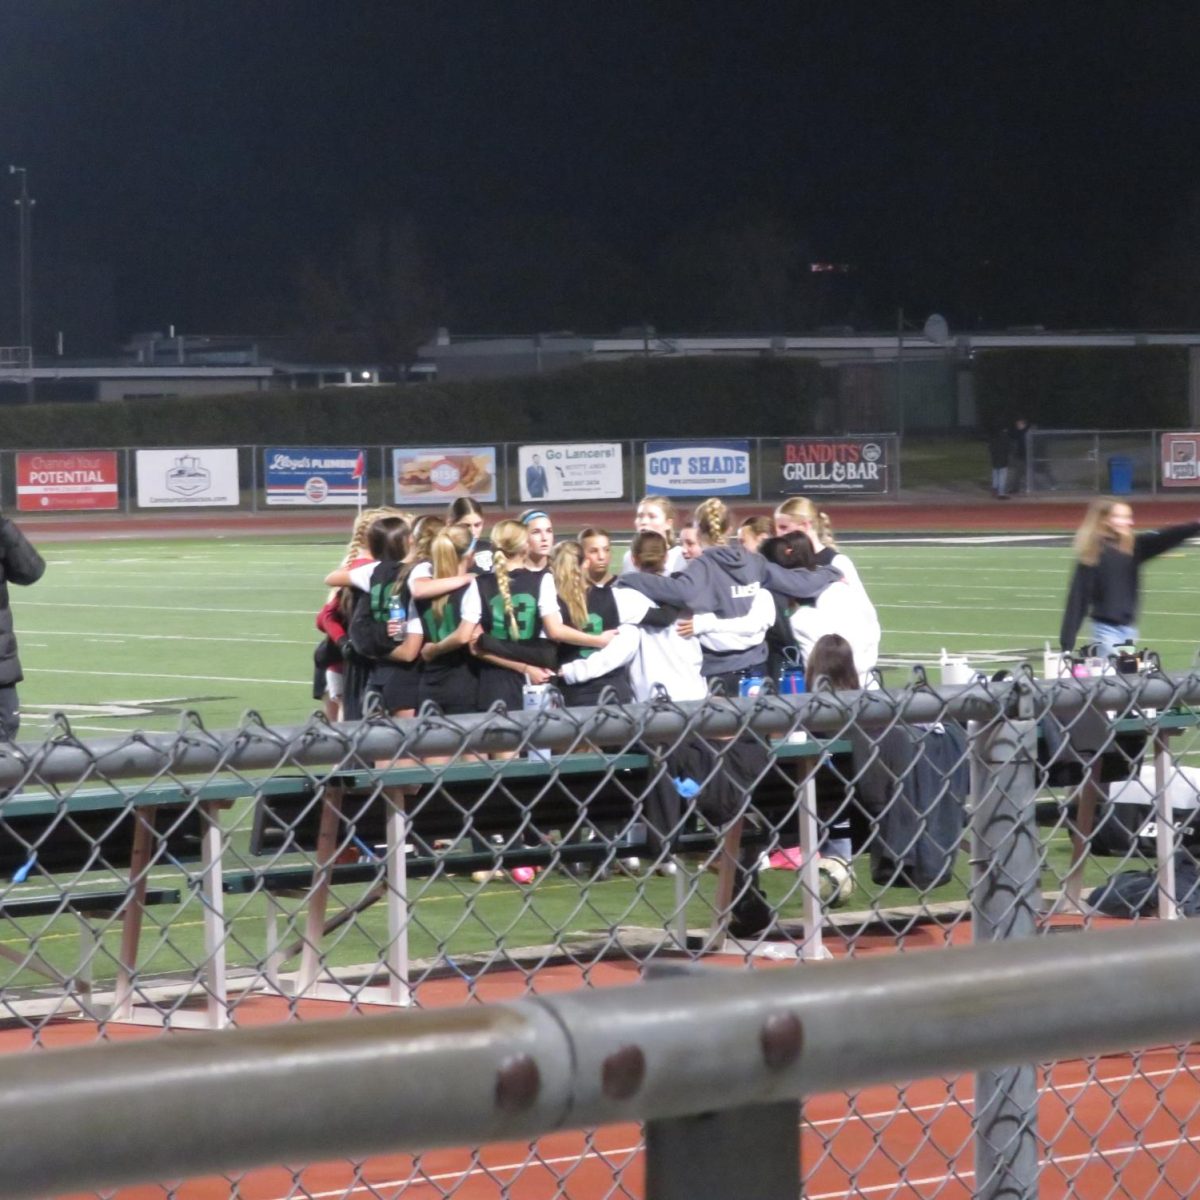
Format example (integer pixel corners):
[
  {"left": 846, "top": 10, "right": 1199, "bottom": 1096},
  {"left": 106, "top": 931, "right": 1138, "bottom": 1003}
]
[
  {"left": 422, "top": 604, "right": 458, "bottom": 643},
  {"left": 490, "top": 592, "right": 537, "bottom": 641},
  {"left": 578, "top": 612, "right": 604, "bottom": 659}
]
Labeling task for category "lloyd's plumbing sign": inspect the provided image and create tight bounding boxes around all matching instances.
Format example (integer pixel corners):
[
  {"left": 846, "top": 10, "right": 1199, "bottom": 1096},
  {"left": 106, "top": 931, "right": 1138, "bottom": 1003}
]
[
  {"left": 643, "top": 440, "right": 751, "bottom": 496},
  {"left": 264, "top": 447, "right": 364, "bottom": 505},
  {"left": 777, "top": 437, "right": 891, "bottom": 495}
]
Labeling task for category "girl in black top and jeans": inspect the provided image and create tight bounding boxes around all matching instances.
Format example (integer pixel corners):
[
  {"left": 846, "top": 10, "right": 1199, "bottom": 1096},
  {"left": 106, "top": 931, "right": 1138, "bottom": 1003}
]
[{"left": 1060, "top": 498, "right": 1200, "bottom": 657}]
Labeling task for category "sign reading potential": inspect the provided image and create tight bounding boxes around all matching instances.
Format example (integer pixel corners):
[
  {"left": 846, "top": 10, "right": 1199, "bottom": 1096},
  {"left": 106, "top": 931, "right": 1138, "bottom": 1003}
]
[
  {"left": 777, "top": 437, "right": 891, "bottom": 495},
  {"left": 518, "top": 442, "right": 623, "bottom": 502},
  {"left": 136, "top": 448, "right": 240, "bottom": 507},
  {"left": 16, "top": 451, "right": 119, "bottom": 511}
]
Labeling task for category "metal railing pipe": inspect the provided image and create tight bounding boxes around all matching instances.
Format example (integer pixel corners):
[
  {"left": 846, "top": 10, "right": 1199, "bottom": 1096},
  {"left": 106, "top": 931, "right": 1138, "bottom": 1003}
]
[
  {"left": 3, "top": 670, "right": 1198, "bottom": 786},
  {"left": 1, "top": 921, "right": 1199, "bottom": 1198}
]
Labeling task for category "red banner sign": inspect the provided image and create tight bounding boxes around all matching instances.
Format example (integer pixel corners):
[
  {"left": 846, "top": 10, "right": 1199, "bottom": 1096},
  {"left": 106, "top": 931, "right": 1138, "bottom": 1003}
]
[{"left": 16, "top": 451, "right": 120, "bottom": 511}]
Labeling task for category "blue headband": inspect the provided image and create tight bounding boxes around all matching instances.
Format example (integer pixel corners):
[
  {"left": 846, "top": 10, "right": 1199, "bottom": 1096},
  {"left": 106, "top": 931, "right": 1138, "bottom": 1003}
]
[{"left": 521, "top": 510, "right": 549, "bottom": 525}]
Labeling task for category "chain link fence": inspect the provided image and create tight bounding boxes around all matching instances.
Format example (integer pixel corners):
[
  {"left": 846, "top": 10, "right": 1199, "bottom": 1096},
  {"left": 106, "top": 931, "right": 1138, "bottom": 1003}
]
[{"left": 2, "top": 667, "right": 1199, "bottom": 1196}]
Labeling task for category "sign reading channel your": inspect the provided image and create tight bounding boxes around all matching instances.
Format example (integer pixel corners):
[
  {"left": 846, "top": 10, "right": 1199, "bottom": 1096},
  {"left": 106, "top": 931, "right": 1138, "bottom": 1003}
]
[
  {"left": 264, "top": 448, "right": 364, "bottom": 506},
  {"left": 16, "top": 450, "right": 119, "bottom": 512},
  {"left": 778, "top": 437, "right": 890, "bottom": 495},
  {"left": 518, "top": 442, "right": 624, "bottom": 502},
  {"left": 136, "top": 448, "right": 240, "bottom": 508},
  {"left": 643, "top": 440, "right": 751, "bottom": 496}
]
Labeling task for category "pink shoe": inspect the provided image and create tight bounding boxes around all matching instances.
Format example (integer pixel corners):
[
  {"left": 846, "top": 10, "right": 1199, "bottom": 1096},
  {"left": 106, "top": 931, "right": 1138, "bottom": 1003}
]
[
  {"left": 767, "top": 846, "right": 805, "bottom": 871},
  {"left": 510, "top": 866, "right": 539, "bottom": 885}
]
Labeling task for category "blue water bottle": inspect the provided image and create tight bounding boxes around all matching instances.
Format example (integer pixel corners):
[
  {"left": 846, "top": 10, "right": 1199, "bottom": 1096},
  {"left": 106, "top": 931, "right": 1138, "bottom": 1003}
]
[{"left": 388, "top": 592, "right": 405, "bottom": 639}]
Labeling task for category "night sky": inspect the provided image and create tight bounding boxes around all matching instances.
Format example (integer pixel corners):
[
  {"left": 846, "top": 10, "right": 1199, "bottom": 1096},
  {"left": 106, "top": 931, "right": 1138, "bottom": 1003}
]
[{"left": 3, "top": 2, "right": 1200, "bottom": 351}]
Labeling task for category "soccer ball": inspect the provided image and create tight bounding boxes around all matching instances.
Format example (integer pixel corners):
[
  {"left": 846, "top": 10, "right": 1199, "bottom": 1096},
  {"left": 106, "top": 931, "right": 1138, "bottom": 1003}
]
[{"left": 818, "top": 856, "right": 855, "bottom": 908}]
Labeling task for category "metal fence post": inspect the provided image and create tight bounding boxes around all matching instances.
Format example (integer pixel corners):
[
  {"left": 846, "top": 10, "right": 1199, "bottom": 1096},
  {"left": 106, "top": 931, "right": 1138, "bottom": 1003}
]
[
  {"left": 968, "top": 700, "right": 1040, "bottom": 1200},
  {"left": 645, "top": 1100, "right": 801, "bottom": 1200}
]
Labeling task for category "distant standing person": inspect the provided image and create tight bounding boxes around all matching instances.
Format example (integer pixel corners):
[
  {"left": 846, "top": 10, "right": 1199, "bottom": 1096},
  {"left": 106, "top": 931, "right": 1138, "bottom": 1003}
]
[
  {"left": 987, "top": 425, "right": 1011, "bottom": 499},
  {"left": 0, "top": 515, "right": 47, "bottom": 739},
  {"left": 1009, "top": 417, "right": 1029, "bottom": 493},
  {"left": 1060, "top": 498, "right": 1200, "bottom": 657},
  {"left": 525, "top": 454, "right": 549, "bottom": 500}
]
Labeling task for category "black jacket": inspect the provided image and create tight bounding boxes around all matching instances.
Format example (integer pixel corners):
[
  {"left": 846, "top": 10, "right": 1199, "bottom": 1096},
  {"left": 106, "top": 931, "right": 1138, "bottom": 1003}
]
[
  {"left": 1059, "top": 521, "right": 1200, "bottom": 651},
  {"left": 0, "top": 518, "right": 46, "bottom": 687}
]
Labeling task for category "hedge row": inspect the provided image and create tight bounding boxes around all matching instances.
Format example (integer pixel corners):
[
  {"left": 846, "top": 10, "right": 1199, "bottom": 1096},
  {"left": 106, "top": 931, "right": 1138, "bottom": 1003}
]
[
  {"left": 0, "top": 358, "right": 825, "bottom": 449},
  {"left": 973, "top": 347, "right": 1189, "bottom": 431}
]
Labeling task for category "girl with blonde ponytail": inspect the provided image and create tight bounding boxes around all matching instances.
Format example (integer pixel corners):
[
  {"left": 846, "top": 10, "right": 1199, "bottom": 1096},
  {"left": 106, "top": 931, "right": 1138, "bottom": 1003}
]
[
  {"left": 549, "top": 541, "right": 657, "bottom": 706},
  {"left": 412, "top": 524, "right": 482, "bottom": 713},
  {"left": 471, "top": 520, "right": 558, "bottom": 709},
  {"left": 772, "top": 497, "right": 880, "bottom": 682},
  {"left": 1060, "top": 499, "right": 1200, "bottom": 655}
]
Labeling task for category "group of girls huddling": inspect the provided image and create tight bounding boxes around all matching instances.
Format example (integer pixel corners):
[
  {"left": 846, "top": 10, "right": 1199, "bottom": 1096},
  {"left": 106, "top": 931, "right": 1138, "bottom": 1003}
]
[{"left": 313, "top": 493, "right": 880, "bottom": 724}]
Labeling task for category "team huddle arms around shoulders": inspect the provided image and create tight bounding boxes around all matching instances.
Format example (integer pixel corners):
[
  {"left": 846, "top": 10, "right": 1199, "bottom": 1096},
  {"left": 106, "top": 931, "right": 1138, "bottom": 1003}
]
[{"left": 315, "top": 493, "right": 883, "bottom": 722}]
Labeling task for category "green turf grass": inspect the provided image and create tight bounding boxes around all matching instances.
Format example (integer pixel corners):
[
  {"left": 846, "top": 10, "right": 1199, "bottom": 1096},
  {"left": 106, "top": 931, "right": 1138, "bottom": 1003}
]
[
  {"left": 0, "top": 830, "right": 1131, "bottom": 993},
  {"left": 13, "top": 533, "right": 1199, "bottom": 738}
]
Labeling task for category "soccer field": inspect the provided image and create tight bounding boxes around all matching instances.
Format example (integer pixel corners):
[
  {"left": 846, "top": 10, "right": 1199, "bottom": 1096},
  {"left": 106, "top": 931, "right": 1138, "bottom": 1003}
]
[{"left": 12, "top": 531, "right": 1199, "bottom": 739}]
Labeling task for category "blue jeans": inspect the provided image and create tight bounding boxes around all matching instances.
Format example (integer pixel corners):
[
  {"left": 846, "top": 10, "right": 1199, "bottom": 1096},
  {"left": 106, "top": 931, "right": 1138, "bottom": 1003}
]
[{"left": 1091, "top": 621, "right": 1137, "bottom": 660}]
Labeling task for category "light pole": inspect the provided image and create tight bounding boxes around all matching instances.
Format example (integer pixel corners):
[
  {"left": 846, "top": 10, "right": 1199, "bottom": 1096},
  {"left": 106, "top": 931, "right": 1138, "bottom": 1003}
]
[{"left": 9, "top": 166, "right": 34, "bottom": 401}]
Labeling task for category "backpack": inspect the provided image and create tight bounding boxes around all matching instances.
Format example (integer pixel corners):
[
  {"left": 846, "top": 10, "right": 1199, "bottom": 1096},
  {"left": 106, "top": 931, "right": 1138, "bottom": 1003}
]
[{"left": 1088, "top": 856, "right": 1200, "bottom": 918}]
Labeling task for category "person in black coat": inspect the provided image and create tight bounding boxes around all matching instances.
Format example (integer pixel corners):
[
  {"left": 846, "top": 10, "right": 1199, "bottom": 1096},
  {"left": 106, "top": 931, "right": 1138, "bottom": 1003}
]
[
  {"left": 0, "top": 515, "right": 47, "bottom": 739},
  {"left": 987, "top": 426, "right": 1011, "bottom": 498}
]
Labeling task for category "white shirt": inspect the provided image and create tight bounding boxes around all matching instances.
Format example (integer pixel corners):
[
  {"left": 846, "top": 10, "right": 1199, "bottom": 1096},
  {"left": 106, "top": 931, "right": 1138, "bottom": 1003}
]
[{"left": 620, "top": 544, "right": 687, "bottom": 576}]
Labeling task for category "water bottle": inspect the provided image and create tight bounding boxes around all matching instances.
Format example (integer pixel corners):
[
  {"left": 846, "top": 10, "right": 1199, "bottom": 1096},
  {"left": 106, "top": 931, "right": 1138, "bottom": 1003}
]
[
  {"left": 388, "top": 592, "right": 406, "bottom": 640},
  {"left": 523, "top": 684, "right": 553, "bottom": 761},
  {"left": 737, "top": 671, "right": 765, "bottom": 697}
]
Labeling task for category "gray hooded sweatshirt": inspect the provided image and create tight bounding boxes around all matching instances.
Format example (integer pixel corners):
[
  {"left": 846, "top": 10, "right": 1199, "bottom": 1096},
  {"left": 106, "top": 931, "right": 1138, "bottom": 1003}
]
[{"left": 618, "top": 544, "right": 840, "bottom": 677}]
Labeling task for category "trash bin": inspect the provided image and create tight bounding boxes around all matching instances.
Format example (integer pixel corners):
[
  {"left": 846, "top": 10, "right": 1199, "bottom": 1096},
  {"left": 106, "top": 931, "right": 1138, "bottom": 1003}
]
[{"left": 1108, "top": 455, "right": 1134, "bottom": 495}]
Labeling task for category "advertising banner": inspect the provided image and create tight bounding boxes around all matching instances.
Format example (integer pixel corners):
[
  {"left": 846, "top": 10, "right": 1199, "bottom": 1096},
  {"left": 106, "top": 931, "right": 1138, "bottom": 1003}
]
[
  {"left": 643, "top": 440, "right": 751, "bottom": 496},
  {"left": 135, "top": 448, "right": 240, "bottom": 508},
  {"left": 517, "top": 442, "right": 624, "bottom": 502},
  {"left": 777, "top": 437, "right": 891, "bottom": 495},
  {"left": 1161, "top": 432, "right": 1200, "bottom": 487},
  {"left": 392, "top": 446, "right": 497, "bottom": 505},
  {"left": 264, "top": 447, "right": 364, "bottom": 506},
  {"left": 16, "top": 451, "right": 119, "bottom": 511}
]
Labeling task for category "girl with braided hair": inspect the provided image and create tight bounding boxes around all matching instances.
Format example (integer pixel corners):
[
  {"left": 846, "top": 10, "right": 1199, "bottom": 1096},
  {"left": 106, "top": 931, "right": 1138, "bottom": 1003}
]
[
  {"left": 471, "top": 519, "right": 557, "bottom": 709},
  {"left": 412, "top": 523, "right": 482, "bottom": 714}
]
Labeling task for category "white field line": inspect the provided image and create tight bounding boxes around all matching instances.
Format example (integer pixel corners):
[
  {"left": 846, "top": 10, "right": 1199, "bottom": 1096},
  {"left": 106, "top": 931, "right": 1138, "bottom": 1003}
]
[
  {"left": 17, "top": 628, "right": 312, "bottom": 646},
  {"left": 30, "top": 581, "right": 321, "bottom": 591},
  {"left": 847, "top": 534, "right": 1067, "bottom": 545},
  {"left": 28, "top": 667, "right": 307, "bottom": 686},
  {"left": 285, "top": 1107, "right": 1200, "bottom": 1200},
  {"left": 19, "top": 601, "right": 312, "bottom": 616},
  {"left": 880, "top": 602, "right": 1200, "bottom": 620}
]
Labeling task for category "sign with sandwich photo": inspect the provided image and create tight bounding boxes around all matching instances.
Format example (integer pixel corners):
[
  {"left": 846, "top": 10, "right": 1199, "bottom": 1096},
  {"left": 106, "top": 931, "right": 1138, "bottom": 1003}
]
[{"left": 391, "top": 446, "right": 497, "bottom": 504}]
